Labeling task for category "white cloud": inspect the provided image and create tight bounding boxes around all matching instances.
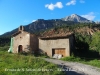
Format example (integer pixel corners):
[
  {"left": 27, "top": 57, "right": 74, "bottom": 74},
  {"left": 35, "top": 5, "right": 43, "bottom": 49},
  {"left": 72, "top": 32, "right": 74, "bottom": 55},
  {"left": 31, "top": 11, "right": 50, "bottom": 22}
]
[
  {"left": 55, "top": 2, "right": 63, "bottom": 8},
  {"left": 45, "top": 3, "right": 55, "bottom": 10},
  {"left": 80, "top": 0, "right": 85, "bottom": 3},
  {"left": 81, "top": 12, "right": 96, "bottom": 20},
  {"left": 45, "top": 2, "right": 63, "bottom": 10},
  {"left": 32, "top": 20, "right": 36, "bottom": 22},
  {"left": 66, "top": 0, "right": 76, "bottom": 6}
]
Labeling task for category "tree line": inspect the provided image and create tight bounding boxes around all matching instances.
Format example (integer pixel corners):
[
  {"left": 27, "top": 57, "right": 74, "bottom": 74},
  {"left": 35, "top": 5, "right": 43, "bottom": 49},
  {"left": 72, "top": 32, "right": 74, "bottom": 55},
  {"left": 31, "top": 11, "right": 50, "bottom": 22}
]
[{"left": 0, "top": 36, "right": 11, "bottom": 47}]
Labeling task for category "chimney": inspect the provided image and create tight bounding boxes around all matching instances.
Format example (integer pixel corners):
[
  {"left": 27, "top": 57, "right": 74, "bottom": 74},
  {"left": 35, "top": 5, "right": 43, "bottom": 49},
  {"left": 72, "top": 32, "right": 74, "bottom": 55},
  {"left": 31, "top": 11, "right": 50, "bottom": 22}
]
[{"left": 18, "top": 25, "right": 24, "bottom": 31}]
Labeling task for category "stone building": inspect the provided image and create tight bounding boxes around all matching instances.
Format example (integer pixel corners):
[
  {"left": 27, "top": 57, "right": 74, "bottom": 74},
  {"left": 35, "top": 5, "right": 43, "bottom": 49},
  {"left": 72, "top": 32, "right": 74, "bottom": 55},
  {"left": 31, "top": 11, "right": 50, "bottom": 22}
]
[
  {"left": 9, "top": 26, "right": 74, "bottom": 58},
  {"left": 10, "top": 26, "right": 38, "bottom": 53},
  {"left": 39, "top": 34, "right": 74, "bottom": 57}
]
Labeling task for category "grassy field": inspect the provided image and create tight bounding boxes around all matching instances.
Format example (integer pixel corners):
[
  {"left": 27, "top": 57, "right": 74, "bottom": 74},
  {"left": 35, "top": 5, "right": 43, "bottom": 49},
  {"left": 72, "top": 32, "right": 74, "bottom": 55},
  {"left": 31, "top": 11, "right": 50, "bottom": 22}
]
[
  {"left": 0, "top": 47, "right": 66, "bottom": 75},
  {"left": 1, "top": 46, "right": 100, "bottom": 75},
  {"left": 61, "top": 56, "right": 100, "bottom": 68}
]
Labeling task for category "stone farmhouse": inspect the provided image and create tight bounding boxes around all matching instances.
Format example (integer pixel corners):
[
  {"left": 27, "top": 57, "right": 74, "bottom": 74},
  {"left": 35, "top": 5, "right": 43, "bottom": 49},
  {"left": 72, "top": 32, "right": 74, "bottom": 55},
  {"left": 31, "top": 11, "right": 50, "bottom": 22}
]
[
  {"left": 39, "top": 34, "right": 74, "bottom": 57},
  {"left": 9, "top": 26, "right": 74, "bottom": 58}
]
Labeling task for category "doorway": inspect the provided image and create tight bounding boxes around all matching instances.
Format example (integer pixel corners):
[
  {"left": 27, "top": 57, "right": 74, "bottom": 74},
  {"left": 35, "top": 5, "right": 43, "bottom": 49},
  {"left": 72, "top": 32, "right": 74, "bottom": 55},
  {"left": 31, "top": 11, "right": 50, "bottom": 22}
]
[
  {"left": 18, "top": 45, "right": 23, "bottom": 53},
  {"left": 52, "top": 48, "right": 66, "bottom": 57}
]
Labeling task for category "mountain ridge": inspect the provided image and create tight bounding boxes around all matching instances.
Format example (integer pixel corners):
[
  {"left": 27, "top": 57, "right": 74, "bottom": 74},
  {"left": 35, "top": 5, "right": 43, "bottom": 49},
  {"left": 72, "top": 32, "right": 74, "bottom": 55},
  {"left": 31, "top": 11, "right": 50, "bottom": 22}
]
[{"left": 0, "top": 14, "right": 95, "bottom": 36}]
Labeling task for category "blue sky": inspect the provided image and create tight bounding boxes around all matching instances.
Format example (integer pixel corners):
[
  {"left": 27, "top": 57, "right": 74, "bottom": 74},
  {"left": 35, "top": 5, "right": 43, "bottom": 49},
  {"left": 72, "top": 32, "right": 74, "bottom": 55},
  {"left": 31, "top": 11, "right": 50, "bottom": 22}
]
[{"left": 0, "top": 0, "right": 100, "bottom": 35}]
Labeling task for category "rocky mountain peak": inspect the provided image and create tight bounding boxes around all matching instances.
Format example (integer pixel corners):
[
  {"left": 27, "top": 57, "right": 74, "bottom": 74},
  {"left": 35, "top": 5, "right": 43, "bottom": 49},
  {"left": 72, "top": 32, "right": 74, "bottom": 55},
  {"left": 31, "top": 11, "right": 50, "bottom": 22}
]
[
  {"left": 71, "top": 14, "right": 78, "bottom": 17},
  {"left": 62, "top": 14, "right": 94, "bottom": 23}
]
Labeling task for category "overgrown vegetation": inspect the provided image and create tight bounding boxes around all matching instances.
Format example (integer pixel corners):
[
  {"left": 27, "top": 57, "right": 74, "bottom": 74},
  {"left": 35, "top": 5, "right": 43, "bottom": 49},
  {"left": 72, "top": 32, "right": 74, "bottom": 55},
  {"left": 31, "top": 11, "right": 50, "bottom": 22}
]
[
  {"left": 74, "top": 31, "right": 100, "bottom": 58},
  {"left": 0, "top": 47, "right": 66, "bottom": 75}
]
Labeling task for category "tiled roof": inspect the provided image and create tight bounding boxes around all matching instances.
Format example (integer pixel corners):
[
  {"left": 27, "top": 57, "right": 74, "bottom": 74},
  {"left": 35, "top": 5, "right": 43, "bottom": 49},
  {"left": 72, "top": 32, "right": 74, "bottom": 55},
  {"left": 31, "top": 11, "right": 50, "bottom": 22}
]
[{"left": 39, "top": 33, "right": 73, "bottom": 39}]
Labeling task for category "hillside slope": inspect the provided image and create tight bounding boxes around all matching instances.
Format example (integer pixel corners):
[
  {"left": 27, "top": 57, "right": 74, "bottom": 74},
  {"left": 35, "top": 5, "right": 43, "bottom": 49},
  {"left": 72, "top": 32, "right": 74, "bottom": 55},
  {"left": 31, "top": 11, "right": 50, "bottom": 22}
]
[
  {"left": 1, "top": 14, "right": 95, "bottom": 37},
  {"left": 1, "top": 20, "right": 77, "bottom": 36}
]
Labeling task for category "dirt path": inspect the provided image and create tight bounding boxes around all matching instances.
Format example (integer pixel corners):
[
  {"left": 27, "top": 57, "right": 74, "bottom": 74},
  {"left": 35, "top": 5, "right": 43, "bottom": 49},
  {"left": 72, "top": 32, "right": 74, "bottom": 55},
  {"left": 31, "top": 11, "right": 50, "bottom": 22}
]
[{"left": 42, "top": 58, "right": 100, "bottom": 75}]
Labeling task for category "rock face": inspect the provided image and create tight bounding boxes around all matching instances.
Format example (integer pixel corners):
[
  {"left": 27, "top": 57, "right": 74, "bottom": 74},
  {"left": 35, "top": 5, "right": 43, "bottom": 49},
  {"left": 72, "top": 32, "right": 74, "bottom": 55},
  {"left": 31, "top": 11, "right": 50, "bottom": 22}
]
[
  {"left": 1, "top": 19, "right": 76, "bottom": 36},
  {"left": 62, "top": 14, "right": 94, "bottom": 23},
  {"left": 0, "top": 14, "right": 95, "bottom": 36}
]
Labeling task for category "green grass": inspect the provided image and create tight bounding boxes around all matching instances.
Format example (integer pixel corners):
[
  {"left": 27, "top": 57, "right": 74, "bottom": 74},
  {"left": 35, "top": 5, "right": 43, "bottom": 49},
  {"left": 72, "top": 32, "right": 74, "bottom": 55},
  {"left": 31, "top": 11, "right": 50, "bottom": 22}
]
[
  {"left": 61, "top": 56, "right": 82, "bottom": 62},
  {"left": 83, "top": 59, "right": 100, "bottom": 68},
  {"left": 0, "top": 46, "right": 9, "bottom": 51},
  {"left": 0, "top": 47, "right": 66, "bottom": 75},
  {"left": 61, "top": 56, "right": 100, "bottom": 68}
]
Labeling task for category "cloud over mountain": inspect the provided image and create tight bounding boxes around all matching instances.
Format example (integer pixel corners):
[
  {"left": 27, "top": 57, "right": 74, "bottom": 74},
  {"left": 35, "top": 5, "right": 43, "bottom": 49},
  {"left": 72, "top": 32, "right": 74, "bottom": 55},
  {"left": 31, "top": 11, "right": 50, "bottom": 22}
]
[{"left": 81, "top": 12, "right": 96, "bottom": 20}]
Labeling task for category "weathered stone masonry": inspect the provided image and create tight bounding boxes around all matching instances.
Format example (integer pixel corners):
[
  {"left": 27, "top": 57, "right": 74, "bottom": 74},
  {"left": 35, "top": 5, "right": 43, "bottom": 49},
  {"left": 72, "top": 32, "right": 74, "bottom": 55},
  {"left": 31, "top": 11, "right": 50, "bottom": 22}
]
[
  {"left": 11, "top": 26, "right": 74, "bottom": 57},
  {"left": 39, "top": 35, "right": 74, "bottom": 57}
]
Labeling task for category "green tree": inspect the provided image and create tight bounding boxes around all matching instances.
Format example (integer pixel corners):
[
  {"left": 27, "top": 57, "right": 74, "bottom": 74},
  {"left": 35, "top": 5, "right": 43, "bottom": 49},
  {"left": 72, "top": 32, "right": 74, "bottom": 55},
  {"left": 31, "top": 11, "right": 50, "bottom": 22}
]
[{"left": 90, "top": 32, "right": 100, "bottom": 53}]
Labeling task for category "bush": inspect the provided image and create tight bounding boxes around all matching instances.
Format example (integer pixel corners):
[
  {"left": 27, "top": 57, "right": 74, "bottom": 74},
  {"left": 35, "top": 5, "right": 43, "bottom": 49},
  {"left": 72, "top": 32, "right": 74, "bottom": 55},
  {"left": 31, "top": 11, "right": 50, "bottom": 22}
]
[{"left": 86, "top": 59, "right": 100, "bottom": 68}]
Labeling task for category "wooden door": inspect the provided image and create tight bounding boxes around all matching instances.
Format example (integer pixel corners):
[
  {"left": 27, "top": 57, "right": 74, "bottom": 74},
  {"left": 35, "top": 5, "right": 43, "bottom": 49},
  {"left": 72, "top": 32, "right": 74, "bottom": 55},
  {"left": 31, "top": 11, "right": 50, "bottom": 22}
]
[
  {"left": 59, "top": 49, "right": 66, "bottom": 57},
  {"left": 52, "top": 48, "right": 66, "bottom": 57},
  {"left": 18, "top": 45, "right": 23, "bottom": 53}
]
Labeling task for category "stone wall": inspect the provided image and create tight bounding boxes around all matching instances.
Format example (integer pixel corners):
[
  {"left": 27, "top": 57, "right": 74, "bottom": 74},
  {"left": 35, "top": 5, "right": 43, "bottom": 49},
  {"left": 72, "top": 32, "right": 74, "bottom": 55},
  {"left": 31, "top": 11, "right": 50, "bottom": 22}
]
[
  {"left": 12, "top": 31, "right": 30, "bottom": 53},
  {"left": 39, "top": 37, "right": 71, "bottom": 57},
  {"left": 30, "top": 34, "right": 38, "bottom": 53}
]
